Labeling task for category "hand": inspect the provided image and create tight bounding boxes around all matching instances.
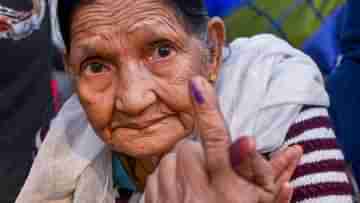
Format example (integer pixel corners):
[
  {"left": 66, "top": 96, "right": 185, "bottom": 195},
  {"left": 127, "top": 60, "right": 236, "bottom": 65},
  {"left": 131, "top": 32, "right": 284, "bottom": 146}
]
[
  {"left": 144, "top": 77, "right": 303, "bottom": 203},
  {"left": 229, "top": 137, "right": 302, "bottom": 203}
]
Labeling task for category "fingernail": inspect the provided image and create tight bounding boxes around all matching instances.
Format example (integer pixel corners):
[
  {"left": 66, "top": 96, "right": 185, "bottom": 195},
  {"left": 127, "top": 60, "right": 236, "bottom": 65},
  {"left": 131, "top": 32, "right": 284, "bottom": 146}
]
[{"left": 191, "top": 80, "right": 205, "bottom": 104}]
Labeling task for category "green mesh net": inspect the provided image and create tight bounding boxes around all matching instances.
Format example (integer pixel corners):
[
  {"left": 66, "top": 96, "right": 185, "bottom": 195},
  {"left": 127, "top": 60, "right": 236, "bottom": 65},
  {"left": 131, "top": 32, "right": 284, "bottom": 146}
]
[{"left": 225, "top": 0, "right": 344, "bottom": 47}]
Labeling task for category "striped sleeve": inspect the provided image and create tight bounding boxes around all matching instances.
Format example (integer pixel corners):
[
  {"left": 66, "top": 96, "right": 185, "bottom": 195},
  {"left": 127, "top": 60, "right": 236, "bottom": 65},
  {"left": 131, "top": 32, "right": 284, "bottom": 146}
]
[{"left": 283, "top": 107, "right": 354, "bottom": 203}]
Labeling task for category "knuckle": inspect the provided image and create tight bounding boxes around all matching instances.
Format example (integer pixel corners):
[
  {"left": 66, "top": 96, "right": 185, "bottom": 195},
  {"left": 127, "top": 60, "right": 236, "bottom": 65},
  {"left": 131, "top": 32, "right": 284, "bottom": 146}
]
[
  {"left": 198, "top": 108, "right": 221, "bottom": 123},
  {"left": 201, "top": 127, "right": 230, "bottom": 146}
]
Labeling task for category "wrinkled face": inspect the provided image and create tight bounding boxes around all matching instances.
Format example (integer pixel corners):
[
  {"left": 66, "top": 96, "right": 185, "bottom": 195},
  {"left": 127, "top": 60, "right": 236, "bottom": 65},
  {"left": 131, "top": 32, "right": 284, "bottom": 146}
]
[{"left": 67, "top": 0, "right": 220, "bottom": 158}]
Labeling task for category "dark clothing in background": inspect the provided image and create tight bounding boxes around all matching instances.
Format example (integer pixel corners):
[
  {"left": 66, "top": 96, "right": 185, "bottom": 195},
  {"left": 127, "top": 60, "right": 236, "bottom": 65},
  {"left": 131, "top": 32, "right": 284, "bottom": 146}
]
[
  {"left": 327, "top": 0, "right": 360, "bottom": 185},
  {"left": 302, "top": 5, "right": 345, "bottom": 75},
  {"left": 0, "top": 0, "right": 53, "bottom": 202}
]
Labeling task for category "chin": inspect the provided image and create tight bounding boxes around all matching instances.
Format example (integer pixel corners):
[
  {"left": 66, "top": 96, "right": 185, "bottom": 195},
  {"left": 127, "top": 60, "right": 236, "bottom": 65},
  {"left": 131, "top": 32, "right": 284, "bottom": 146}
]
[
  {"left": 109, "top": 117, "right": 191, "bottom": 159},
  {"left": 113, "top": 142, "right": 177, "bottom": 159},
  {"left": 110, "top": 133, "right": 187, "bottom": 159}
]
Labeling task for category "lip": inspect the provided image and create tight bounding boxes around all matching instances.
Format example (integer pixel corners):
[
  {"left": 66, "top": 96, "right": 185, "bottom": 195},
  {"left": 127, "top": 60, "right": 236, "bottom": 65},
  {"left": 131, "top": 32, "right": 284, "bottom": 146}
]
[{"left": 111, "top": 115, "right": 173, "bottom": 130}]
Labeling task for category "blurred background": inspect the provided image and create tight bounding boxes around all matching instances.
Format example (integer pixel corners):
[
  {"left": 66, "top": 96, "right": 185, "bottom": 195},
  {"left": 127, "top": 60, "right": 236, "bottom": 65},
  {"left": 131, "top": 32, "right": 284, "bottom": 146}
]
[
  {"left": 211, "top": 0, "right": 346, "bottom": 75},
  {"left": 225, "top": 0, "right": 343, "bottom": 44}
]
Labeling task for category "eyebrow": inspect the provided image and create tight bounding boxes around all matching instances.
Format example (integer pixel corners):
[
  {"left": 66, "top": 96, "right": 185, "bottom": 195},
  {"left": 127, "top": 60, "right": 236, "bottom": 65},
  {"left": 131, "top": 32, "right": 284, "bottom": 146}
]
[
  {"left": 70, "top": 35, "right": 115, "bottom": 63},
  {"left": 127, "top": 19, "right": 186, "bottom": 47}
]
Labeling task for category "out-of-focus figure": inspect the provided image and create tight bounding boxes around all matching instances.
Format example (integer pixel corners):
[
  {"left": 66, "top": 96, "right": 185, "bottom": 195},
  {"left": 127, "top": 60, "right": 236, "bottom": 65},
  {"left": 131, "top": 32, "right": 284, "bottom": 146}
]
[
  {"left": 327, "top": 0, "right": 360, "bottom": 191},
  {"left": 0, "top": 0, "right": 55, "bottom": 202}
]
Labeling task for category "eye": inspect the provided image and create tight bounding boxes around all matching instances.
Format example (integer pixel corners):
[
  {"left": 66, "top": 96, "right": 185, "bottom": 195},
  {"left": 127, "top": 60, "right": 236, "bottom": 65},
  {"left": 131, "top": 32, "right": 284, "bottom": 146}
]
[
  {"left": 82, "top": 61, "right": 110, "bottom": 75},
  {"left": 157, "top": 46, "right": 172, "bottom": 58},
  {"left": 150, "top": 41, "right": 176, "bottom": 61}
]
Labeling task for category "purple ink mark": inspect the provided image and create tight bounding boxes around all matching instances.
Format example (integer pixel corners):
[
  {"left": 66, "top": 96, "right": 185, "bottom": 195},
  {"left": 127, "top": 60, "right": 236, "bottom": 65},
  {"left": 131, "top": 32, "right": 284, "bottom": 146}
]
[{"left": 191, "top": 81, "right": 205, "bottom": 104}]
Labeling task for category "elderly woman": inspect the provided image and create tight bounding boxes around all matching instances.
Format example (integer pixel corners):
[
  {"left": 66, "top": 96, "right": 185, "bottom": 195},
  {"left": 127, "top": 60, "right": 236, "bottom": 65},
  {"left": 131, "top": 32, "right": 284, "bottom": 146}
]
[{"left": 17, "top": 0, "right": 354, "bottom": 203}]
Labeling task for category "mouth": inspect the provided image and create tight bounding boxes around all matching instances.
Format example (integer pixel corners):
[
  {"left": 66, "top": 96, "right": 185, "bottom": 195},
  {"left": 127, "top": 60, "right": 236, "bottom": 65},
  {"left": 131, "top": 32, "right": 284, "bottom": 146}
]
[{"left": 111, "top": 115, "right": 174, "bottom": 131}]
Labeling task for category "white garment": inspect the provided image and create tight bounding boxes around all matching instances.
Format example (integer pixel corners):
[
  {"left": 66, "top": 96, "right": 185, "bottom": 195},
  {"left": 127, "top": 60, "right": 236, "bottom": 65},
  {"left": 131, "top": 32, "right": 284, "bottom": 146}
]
[
  {"left": 216, "top": 34, "right": 329, "bottom": 153},
  {"left": 15, "top": 34, "right": 329, "bottom": 203}
]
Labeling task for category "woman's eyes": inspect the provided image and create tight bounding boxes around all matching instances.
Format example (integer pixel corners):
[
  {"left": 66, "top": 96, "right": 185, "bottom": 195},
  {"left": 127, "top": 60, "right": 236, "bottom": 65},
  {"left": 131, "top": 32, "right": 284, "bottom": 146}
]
[
  {"left": 149, "top": 42, "right": 177, "bottom": 62},
  {"left": 82, "top": 61, "right": 110, "bottom": 75},
  {"left": 157, "top": 46, "right": 172, "bottom": 57},
  {"left": 78, "top": 41, "right": 177, "bottom": 74}
]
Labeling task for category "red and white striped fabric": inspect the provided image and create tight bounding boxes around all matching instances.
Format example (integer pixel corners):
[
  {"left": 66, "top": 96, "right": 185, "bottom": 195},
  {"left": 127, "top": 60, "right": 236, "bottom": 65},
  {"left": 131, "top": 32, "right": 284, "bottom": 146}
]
[{"left": 284, "top": 106, "right": 354, "bottom": 203}]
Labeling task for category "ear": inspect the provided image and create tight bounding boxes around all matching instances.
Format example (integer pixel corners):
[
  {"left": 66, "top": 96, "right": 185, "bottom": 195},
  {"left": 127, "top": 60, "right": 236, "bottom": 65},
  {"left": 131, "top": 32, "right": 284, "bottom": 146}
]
[{"left": 206, "top": 17, "right": 226, "bottom": 79}]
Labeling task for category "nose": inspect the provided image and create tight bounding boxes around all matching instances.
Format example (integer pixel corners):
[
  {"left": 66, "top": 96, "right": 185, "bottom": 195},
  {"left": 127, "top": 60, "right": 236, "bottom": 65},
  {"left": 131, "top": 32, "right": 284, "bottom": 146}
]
[{"left": 115, "top": 62, "right": 156, "bottom": 115}]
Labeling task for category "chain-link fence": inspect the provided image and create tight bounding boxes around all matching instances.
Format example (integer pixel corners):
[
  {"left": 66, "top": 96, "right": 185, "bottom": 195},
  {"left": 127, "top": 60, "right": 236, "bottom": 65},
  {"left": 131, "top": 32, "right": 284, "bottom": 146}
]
[
  {"left": 225, "top": 0, "right": 343, "bottom": 45},
  {"left": 223, "top": 0, "right": 345, "bottom": 74}
]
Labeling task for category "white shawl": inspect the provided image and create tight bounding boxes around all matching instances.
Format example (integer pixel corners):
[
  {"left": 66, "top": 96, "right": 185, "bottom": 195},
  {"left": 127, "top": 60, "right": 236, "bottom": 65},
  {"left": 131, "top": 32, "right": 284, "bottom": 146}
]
[{"left": 16, "top": 34, "right": 329, "bottom": 203}]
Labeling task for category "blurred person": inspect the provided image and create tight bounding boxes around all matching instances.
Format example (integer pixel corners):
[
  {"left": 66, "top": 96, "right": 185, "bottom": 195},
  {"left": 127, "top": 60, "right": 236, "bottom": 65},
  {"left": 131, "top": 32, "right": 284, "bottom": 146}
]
[
  {"left": 0, "top": 0, "right": 55, "bottom": 202},
  {"left": 302, "top": 5, "right": 345, "bottom": 76},
  {"left": 327, "top": 0, "right": 360, "bottom": 189}
]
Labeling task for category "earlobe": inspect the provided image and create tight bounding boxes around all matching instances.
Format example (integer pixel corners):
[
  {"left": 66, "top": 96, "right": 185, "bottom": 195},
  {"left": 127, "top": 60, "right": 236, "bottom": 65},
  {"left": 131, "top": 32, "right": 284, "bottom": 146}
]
[{"left": 206, "top": 17, "right": 226, "bottom": 79}]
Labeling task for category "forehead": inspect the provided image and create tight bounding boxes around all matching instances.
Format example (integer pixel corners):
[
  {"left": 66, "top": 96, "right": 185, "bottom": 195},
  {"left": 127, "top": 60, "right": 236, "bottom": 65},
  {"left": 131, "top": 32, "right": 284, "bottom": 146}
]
[{"left": 70, "top": 0, "right": 186, "bottom": 42}]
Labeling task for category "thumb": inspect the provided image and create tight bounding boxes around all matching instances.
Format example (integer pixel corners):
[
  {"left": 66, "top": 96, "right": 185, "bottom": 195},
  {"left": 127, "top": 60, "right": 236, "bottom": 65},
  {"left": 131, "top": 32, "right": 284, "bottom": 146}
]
[{"left": 190, "top": 76, "right": 232, "bottom": 176}]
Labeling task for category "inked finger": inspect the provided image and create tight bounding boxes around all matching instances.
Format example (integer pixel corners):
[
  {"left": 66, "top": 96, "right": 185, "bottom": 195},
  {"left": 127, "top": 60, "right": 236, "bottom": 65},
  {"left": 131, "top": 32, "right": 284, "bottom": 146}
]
[{"left": 190, "top": 76, "right": 232, "bottom": 177}]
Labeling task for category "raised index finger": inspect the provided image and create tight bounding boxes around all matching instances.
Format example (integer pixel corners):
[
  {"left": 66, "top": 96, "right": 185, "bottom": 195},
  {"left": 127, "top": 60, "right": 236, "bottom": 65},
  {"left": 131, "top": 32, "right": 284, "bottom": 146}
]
[{"left": 190, "top": 76, "right": 232, "bottom": 176}]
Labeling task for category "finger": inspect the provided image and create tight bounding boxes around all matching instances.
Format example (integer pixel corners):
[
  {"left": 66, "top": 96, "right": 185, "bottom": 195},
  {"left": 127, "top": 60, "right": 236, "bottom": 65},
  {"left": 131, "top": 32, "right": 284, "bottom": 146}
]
[
  {"left": 190, "top": 77, "right": 232, "bottom": 176},
  {"left": 270, "top": 145, "right": 303, "bottom": 183},
  {"left": 275, "top": 183, "right": 294, "bottom": 203},
  {"left": 145, "top": 169, "right": 159, "bottom": 203},
  {"left": 276, "top": 158, "right": 301, "bottom": 185},
  {"left": 230, "top": 136, "right": 275, "bottom": 191},
  {"left": 229, "top": 136, "right": 257, "bottom": 179},
  {"left": 158, "top": 153, "right": 180, "bottom": 202},
  {"left": 249, "top": 151, "right": 275, "bottom": 191},
  {"left": 176, "top": 140, "right": 209, "bottom": 191}
]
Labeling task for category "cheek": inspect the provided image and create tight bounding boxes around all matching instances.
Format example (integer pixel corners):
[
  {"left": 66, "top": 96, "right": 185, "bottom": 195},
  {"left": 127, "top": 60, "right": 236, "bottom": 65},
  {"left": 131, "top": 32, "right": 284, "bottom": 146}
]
[
  {"left": 76, "top": 77, "right": 115, "bottom": 131},
  {"left": 156, "top": 54, "right": 204, "bottom": 111}
]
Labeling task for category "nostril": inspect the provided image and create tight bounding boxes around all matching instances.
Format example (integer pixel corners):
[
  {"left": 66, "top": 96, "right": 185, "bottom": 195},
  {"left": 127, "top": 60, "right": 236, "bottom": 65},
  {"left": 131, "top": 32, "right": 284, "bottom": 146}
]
[{"left": 115, "top": 90, "right": 156, "bottom": 116}]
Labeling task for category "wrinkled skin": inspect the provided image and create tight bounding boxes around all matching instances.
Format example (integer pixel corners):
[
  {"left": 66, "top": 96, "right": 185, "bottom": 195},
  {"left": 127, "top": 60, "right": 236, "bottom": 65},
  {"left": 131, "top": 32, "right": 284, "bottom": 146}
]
[
  {"left": 67, "top": 0, "right": 221, "bottom": 159},
  {"left": 67, "top": 0, "right": 302, "bottom": 202}
]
